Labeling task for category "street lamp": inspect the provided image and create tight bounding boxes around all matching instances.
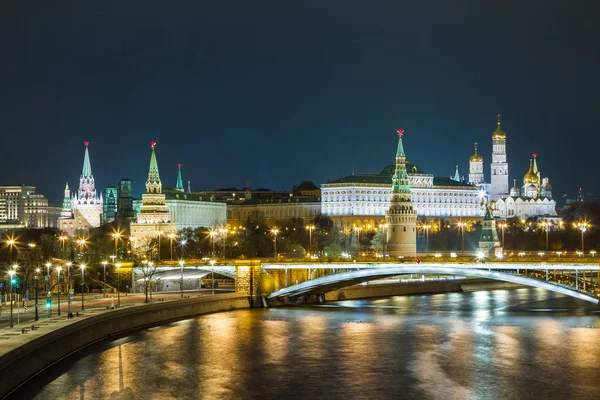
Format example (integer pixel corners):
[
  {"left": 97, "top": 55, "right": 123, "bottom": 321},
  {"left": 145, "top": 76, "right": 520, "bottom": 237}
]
[
  {"left": 167, "top": 233, "right": 176, "bottom": 261},
  {"left": 56, "top": 266, "right": 62, "bottom": 316},
  {"left": 116, "top": 263, "right": 122, "bottom": 307},
  {"left": 422, "top": 224, "right": 431, "bottom": 253},
  {"left": 209, "top": 259, "right": 216, "bottom": 295},
  {"left": 270, "top": 228, "right": 279, "bottom": 258},
  {"left": 77, "top": 238, "right": 87, "bottom": 262},
  {"left": 498, "top": 222, "right": 508, "bottom": 249},
  {"left": 58, "top": 235, "right": 67, "bottom": 259},
  {"left": 179, "top": 260, "right": 184, "bottom": 299},
  {"left": 8, "top": 270, "right": 15, "bottom": 327},
  {"left": 219, "top": 228, "right": 228, "bottom": 259},
  {"left": 101, "top": 261, "right": 108, "bottom": 297},
  {"left": 45, "top": 262, "right": 51, "bottom": 294},
  {"left": 80, "top": 264, "right": 86, "bottom": 311},
  {"left": 457, "top": 221, "right": 467, "bottom": 256},
  {"left": 112, "top": 231, "right": 121, "bottom": 261},
  {"left": 66, "top": 262, "right": 72, "bottom": 317},
  {"left": 34, "top": 268, "right": 40, "bottom": 321},
  {"left": 575, "top": 221, "right": 590, "bottom": 254},
  {"left": 306, "top": 225, "right": 316, "bottom": 257},
  {"left": 6, "top": 237, "right": 16, "bottom": 263},
  {"left": 209, "top": 230, "right": 217, "bottom": 256}
]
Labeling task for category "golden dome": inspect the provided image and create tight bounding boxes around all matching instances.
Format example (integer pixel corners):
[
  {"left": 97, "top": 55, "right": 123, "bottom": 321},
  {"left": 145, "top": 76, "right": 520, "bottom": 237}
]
[
  {"left": 469, "top": 142, "right": 483, "bottom": 162},
  {"left": 492, "top": 114, "right": 506, "bottom": 140},
  {"left": 523, "top": 159, "right": 539, "bottom": 185}
]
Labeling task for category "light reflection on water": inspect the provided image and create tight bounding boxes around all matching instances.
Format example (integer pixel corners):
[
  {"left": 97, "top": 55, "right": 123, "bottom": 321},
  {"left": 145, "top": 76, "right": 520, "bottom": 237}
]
[{"left": 14, "top": 288, "right": 600, "bottom": 400}]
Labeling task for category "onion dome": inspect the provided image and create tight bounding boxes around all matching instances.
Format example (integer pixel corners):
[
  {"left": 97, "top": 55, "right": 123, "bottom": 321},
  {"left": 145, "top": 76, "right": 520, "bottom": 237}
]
[
  {"left": 523, "top": 159, "right": 539, "bottom": 185},
  {"left": 469, "top": 142, "right": 483, "bottom": 162},
  {"left": 509, "top": 179, "right": 519, "bottom": 196},
  {"left": 492, "top": 114, "right": 506, "bottom": 140}
]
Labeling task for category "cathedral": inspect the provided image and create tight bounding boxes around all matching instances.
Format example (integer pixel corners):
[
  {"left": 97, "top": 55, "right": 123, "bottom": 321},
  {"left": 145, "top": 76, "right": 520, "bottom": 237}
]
[
  {"left": 469, "top": 115, "right": 558, "bottom": 220},
  {"left": 59, "top": 141, "right": 103, "bottom": 236}
]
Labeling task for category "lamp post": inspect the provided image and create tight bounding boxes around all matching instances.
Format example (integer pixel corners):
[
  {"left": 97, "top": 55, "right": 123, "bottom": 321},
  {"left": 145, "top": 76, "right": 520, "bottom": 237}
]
[
  {"left": 8, "top": 270, "right": 15, "bottom": 327},
  {"left": 498, "top": 222, "right": 508, "bottom": 249},
  {"left": 80, "top": 265, "right": 85, "bottom": 311},
  {"left": 66, "top": 262, "right": 72, "bottom": 317},
  {"left": 209, "top": 259, "right": 216, "bottom": 295},
  {"left": 34, "top": 268, "right": 40, "bottom": 321},
  {"left": 457, "top": 221, "right": 466, "bottom": 256},
  {"left": 270, "top": 228, "right": 279, "bottom": 258},
  {"left": 56, "top": 266, "right": 62, "bottom": 316},
  {"left": 219, "top": 228, "right": 228, "bottom": 259},
  {"left": 423, "top": 224, "right": 431, "bottom": 253},
  {"left": 168, "top": 233, "right": 176, "bottom": 261},
  {"left": 6, "top": 238, "right": 16, "bottom": 264},
  {"left": 353, "top": 226, "right": 362, "bottom": 256},
  {"left": 155, "top": 231, "right": 163, "bottom": 261},
  {"left": 102, "top": 261, "right": 108, "bottom": 297},
  {"left": 58, "top": 235, "right": 67, "bottom": 259},
  {"left": 45, "top": 262, "right": 51, "bottom": 294},
  {"left": 116, "top": 263, "right": 122, "bottom": 307},
  {"left": 112, "top": 232, "right": 121, "bottom": 261},
  {"left": 179, "top": 260, "right": 184, "bottom": 299},
  {"left": 306, "top": 225, "right": 316, "bottom": 257},
  {"left": 209, "top": 230, "right": 217, "bottom": 257},
  {"left": 77, "top": 238, "right": 87, "bottom": 262}
]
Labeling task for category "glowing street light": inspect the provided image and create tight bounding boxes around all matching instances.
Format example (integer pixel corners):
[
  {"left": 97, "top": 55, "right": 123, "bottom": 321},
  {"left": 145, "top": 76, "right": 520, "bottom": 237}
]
[
  {"left": 5, "top": 237, "right": 17, "bottom": 263},
  {"left": 179, "top": 260, "right": 185, "bottom": 299},
  {"left": 167, "top": 232, "right": 176, "bottom": 261},
  {"left": 101, "top": 261, "right": 108, "bottom": 297},
  {"left": 498, "top": 222, "right": 508, "bottom": 248},
  {"left": 270, "top": 228, "right": 279, "bottom": 258},
  {"left": 116, "top": 263, "right": 122, "bottom": 307},
  {"left": 575, "top": 221, "right": 589, "bottom": 254},
  {"left": 66, "top": 262, "right": 72, "bottom": 317},
  {"left": 457, "top": 221, "right": 467, "bottom": 255},
  {"left": 209, "top": 230, "right": 217, "bottom": 256},
  {"left": 56, "top": 266, "right": 62, "bottom": 316},
  {"left": 112, "top": 231, "right": 122, "bottom": 261},
  {"left": 209, "top": 259, "right": 216, "bottom": 295},
  {"left": 422, "top": 223, "right": 431, "bottom": 252},
  {"left": 58, "top": 235, "right": 68, "bottom": 258},
  {"left": 80, "top": 265, "right": 86, "bottom": 311},
  {"left": 352, "top": 226, "right": 361, "bottom": 256},
  {"left": 8, "top": 270, "right": 15, "bottom": 327}
]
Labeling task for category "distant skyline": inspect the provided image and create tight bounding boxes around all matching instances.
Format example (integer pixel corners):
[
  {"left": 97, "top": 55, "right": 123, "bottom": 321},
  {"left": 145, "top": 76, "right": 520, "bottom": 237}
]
[{"left": 1, "top": 1, "right": 598, "bottom": 203}]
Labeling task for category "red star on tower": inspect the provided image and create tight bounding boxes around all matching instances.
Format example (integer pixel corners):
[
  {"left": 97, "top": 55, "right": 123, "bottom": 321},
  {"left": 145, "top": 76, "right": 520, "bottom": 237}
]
[
  {"left": 396, "top": 129, "right": 404, "bottom": 137},
  {"left": 84, "top": 140, "right": 89, "bottom": 146},
  {"left": 151, "top": 141, "right": 156, "bottom": 148}
]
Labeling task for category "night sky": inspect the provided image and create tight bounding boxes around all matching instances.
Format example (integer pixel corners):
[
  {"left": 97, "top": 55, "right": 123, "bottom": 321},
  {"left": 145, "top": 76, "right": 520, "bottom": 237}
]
[{"left": 1, "top": 1, "right": 598, "bottom": 204}]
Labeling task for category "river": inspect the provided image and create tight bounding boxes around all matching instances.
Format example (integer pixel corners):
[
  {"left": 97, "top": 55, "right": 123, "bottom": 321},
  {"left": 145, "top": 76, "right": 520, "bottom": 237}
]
[{"left": 13, "top": 288, "right": 600, "bottom": 399}]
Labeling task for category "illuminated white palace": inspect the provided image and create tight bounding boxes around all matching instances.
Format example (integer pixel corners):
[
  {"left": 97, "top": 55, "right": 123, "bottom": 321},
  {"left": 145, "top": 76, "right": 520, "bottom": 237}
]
[{"left": 321, "top": 132, "right": 482, "bottom": 228}]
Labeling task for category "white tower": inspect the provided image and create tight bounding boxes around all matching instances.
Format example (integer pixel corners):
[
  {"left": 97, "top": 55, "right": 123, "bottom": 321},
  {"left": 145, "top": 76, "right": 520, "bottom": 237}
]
[
  {"left": 490, "top": 114, "right": 509, "bottom": 199},
  {"left": 468, "top": 142, "right": 484, "bottom": 184},
  {"left": 385, "top": 129, "right": 417, "bottom": 257}
]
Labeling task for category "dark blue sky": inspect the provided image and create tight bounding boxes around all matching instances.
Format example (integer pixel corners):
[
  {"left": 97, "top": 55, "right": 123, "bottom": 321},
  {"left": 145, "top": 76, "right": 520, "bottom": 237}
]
[{"left": 1, "top": 1, "right": 598, "bottom": 204}]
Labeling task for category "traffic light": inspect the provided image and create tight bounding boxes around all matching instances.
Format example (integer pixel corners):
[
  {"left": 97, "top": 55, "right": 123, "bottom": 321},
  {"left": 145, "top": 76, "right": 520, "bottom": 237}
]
[
  {"left": 45, "top": 299, "right": 52, "bottom": 310},
  {"left": 11, "top": 278, "right": 17, "bottom": 285}
]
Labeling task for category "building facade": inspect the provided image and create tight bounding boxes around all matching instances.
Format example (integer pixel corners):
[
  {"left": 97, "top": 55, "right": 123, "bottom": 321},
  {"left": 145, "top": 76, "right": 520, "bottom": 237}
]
[{"left": 0, "top": 186, "right": 50, "bottom": 228}]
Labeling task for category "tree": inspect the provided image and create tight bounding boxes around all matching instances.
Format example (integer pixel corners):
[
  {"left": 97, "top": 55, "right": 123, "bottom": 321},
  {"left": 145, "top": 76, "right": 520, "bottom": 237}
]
[
  {"left": 370, "top": 230, "right": 384, "bottom": 254},
  {"left": 323, "top": 243, "right": 342, "bottom": 258}
]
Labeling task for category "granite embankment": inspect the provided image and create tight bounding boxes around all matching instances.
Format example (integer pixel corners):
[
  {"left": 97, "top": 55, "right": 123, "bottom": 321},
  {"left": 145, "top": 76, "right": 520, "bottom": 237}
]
[{"left": 0, "top": 293, "right": 250, "bottom": 399}]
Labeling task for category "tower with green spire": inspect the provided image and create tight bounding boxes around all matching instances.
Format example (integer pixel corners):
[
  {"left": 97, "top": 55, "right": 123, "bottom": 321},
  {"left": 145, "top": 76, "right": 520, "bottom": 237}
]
[
  {"left": 60, "top": 182, "right": 73, "bottom": 219},
  {"left": 532, "top": 153, "right": 540, "bottom": 194},
  {"left": 130, "top": 141, "right": 176, "bottom": 245},
  {"left": 176, "top": 164, "right": 184, "bottom": 192},
  {"left": 385, "top": 129, "right": 417, "bottom": 257},
  {"left": 478, "top": 206, "right": 502, "bottom": 256}
]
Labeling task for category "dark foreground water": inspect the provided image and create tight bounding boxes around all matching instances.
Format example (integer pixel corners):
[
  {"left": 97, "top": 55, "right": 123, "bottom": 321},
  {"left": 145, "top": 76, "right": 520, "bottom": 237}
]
[{"left": 14, "top": 288, "right": 600, "bottom": 400}]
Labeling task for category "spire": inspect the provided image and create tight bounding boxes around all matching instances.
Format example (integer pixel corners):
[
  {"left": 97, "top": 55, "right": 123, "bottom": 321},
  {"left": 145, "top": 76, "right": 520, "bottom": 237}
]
[
  {"left": 146, "top": 141, "right": 162, "bottom": 194},
  {"left": 392, "top": 129, "right": 410, "bottom": 194},
  {"left": 492, "top": 114, "right": 506, "bottom": 140},
  {"left": 82, "top": 141, "right": 93, "bottom": 178},
  {"left": 60, "top": 182, "right": 73, "bottom": 219},
  {"left": 452, "top": 165, "right": 461, "bottom": 182},
  {"left": 176, "top": 164, "right": 184, "bottom": 192},
  {"left": 187, "top": 181, "right": 191, "bottom": 193},
  {"left": 532, "top": 153, "right": 539, "bottom": 174}
]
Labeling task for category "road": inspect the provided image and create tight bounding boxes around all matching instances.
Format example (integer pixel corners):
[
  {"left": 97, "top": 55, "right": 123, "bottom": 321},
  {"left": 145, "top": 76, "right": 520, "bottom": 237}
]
[{"left": 0, "top": 289, "right": 233, "bottom": 329}]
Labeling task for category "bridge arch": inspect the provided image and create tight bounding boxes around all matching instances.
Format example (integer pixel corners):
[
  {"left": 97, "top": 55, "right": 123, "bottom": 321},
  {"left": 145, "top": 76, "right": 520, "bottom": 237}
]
[{"left": 267, "top": 266, "right": 599, "bottom": 304}]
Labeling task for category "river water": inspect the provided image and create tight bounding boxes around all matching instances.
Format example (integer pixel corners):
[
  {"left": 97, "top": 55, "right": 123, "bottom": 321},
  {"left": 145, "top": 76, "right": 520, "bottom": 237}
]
[{"left": 14, "top": 288, "right": 600, "bottom": 400}]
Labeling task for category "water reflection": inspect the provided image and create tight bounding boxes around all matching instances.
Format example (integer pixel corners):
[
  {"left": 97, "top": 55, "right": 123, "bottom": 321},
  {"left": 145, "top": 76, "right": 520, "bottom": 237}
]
[{"left": 14, "top": 288, "right": 600, "bottom": 400}]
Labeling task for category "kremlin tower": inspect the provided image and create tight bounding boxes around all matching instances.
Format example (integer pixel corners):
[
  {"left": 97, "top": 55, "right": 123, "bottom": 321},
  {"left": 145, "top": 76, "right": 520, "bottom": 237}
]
[
  {"left": 59, "top": 141, "right": 102, "bottom": 235},
  {"left": 468, "top": 142, "right": 484, "bottom": 185},
  {"left": 130, "top": 142, "right": 175, "bottom": 245},
  {"left": 176, "top": 164, "right": 184, "bottom": 192},
  {"left": 385, "top": 129, "right": 417, "bottom": 257}
]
